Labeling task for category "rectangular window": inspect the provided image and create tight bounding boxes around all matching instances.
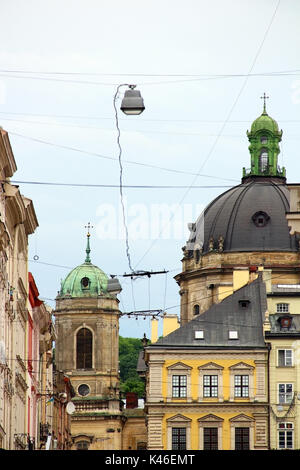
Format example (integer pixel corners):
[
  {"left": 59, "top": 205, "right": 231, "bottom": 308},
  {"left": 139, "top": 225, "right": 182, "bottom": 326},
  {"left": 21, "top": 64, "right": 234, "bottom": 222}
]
[
  {"left": 203, "top": 375, "right": 218, "bottom": 397},
  {"left": 235, "top": 427, "right": 250, "bottom": 450},
  {"left": 234, "top": 375, "right": 249, "bottom": 398},
  {"left": 172, "top": 375, "right": 187, "bottom": 398},
  {"left": 195, "top": 330, "right": 204, "bottom": 339},
  {"left": 172, "top": 428, "right": 186, "bottom": 450},
  {"left": 278, "top": 349, "right": 293, "bottom": 367},
  {"left": 276, "top": 303, "right": 289, "bottom": 313},
  {"left": 229, "top": 330, "right": 238, "bottom": 339},
  {"left": 203, "top": 427, "right": 218, "bottom": 450},
  {"left": 278, "top": 422, "right": 293, "bottom": 449},
  {"left": 278, "top": 384, "right": 293, "bottom": 404}
]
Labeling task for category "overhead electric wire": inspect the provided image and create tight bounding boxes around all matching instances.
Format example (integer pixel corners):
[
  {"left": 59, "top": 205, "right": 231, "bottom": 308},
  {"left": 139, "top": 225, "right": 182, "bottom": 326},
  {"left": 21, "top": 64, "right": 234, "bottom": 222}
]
[
  {"left": 5, "top": 179, "right": 234, "bottom": 189},
  {"left": 1, "top": 110, "right": 300, "bottom": 123},
  {"left": 133, "top": 0, "right": 282, "bottom": 269},
  {"left": 0, "top": 68, "right": 299, "bottom": 88},
  {"left": 6, "top": 131, "right": 239, "bottom": 183}
]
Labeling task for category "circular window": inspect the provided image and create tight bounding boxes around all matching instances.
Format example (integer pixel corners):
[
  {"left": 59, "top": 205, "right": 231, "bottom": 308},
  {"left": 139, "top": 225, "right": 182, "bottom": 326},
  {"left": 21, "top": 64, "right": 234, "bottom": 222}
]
[
  {"left": 260, "top": 136, "right": 268, "bottom": 144},
  {"left": 252, "top": 211, "right": 270, "bottom": 227},
  {"left": 78, "top": 383, "right": 90, "bottom": 396}
]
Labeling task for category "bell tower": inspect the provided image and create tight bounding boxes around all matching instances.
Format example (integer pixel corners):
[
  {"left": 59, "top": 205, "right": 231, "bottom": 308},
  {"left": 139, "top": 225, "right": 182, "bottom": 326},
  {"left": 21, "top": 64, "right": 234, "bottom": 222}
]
[
  {"left": 54, "top": 227, "right": 123, "bottom": 450},
  {"left": 243, "top": 94, "right": 285, "bottom": 180}
]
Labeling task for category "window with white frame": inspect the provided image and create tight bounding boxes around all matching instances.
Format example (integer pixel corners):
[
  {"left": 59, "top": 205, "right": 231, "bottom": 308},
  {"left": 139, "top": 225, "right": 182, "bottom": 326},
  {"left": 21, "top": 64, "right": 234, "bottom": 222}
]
[
  {"left": 278, "top": 422, "right": 293, "bottom": 449},
  {"left": 167, "top": 363, "right": 192, "bottom": 402},
  {"left": 276, "top": 303, "right": 289, "bottom": 313},
  {"left": 278, "top": 349, "right": 293, "bottom": 367},
  {"left": 234, "top": 375, "right": 249, "bottom": 398},
  {"left": 278, "top": 383, "right": 293, "bottom": 404},
  {"left": 229, "top": 330, "right": 238, "bottom": 340},
  {"left": 172, "top": 427, "right": 186, "bottom": 450},
  {"left": 203, "top": 375, "right": 218, "bottom": 398},
  {"left": 172, "top": 375, "right": 187, "bottom": 398}
]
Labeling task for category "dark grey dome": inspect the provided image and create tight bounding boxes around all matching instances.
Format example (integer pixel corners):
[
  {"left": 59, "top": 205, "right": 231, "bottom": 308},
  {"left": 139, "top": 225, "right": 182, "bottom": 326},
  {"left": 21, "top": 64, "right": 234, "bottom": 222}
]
[{"left": 189, "top": 177, "right": 298, "bottom": 254}]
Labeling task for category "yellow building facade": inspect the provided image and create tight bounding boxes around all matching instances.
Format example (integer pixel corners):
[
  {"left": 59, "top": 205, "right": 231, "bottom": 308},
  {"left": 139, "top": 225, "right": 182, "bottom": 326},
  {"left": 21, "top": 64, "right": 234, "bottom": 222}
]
[{"left": 145, "top": 277, "right": 269, "bottom": 450}]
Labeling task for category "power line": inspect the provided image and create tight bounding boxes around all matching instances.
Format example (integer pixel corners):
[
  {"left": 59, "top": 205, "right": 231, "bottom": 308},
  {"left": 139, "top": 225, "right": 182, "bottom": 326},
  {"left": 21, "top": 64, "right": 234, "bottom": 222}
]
[
  {"left": 7, "top": 180, "right": 233, "bottom": 189},
  {"left": 1, "top": 68, "right": 300, "bottom": 76},
  {"left": 133, "top": 0, "right": 282, "bottom": 269},
  {"left": 2, "top": 110, "right": 300, "bottom": 124},
  {"left": 7, "top": 131, "right": 238, "bottom": 183},
  {"left": 113, "top": 84, "right": 134, "bottom": 272}
]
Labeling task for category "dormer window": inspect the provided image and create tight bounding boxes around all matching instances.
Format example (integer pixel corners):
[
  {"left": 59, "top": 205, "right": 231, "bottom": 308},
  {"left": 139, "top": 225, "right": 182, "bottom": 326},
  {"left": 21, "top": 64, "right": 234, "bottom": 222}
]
[
  {"left": 229, "top": 330, "right": 238, "bottom": 340},
  {"left": 260, "top": 136, "right": 268, "bottom": 144},
  {"left": 81, "top": 277, "right": 90, "bottom": 289},
  {"left": 239, "top": 300, "right": 250, "bottom": 309},
  {"left": 278, "top": 315, "right": 292, "bottom": 330}
]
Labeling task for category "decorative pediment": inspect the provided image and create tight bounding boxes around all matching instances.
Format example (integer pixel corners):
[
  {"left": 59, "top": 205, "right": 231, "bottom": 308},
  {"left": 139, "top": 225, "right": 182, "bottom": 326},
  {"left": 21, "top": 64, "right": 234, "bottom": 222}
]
[
  {"left": 198, "top": 414, "right": 224, "bottom": 423},
  {"left": 167, "top": 362, "right": 192, "bottom": 371},
  {"left": 198, "top": 362, "right": 224, "bottom": 370},
  {"left": 166, "top": 414, "right": 192, "bottom": 423},
  {"left": 229, "top": 413, "right": 255, "bottom": 423},
  {"left": 72, "top": 433, "right": 95, "bottom": 444},
  {"left": 229, "top": 362, "right": 255, "bottom": 371}
]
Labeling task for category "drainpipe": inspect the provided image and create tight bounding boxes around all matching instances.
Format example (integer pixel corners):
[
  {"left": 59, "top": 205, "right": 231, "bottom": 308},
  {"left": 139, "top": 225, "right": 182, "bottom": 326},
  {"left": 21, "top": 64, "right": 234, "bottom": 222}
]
[{"left": 266, "top": 342, "right": 271, "bottom": 450}]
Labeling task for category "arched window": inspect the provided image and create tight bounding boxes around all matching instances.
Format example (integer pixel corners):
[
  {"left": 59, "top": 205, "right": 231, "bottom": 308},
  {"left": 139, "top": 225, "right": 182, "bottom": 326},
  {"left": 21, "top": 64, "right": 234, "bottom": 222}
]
[
  {"left": 193, "top": 304, "right": 200, "bottom": 316},
  {"left": 76, "top": 328, "right": 93, "bottom": 369},
  {"left": 76, "top": 441, "right": 89, "bottom": 450},
  {"left": 259, "top": 149, "right": 268, "bottom": 172}
]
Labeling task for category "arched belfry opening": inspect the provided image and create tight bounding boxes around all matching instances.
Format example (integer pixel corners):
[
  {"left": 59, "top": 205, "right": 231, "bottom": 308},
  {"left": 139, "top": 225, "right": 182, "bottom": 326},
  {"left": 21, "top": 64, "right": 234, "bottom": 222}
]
[{"left": 76, "top": 328, "right": 93, "bottom": 369}]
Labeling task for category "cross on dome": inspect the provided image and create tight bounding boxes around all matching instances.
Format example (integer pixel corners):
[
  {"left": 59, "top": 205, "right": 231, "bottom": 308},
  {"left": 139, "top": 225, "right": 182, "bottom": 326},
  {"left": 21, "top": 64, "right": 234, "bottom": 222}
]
[
  {"left": 260, "top": 92, "right": 269, "bottom": 114},
  {"left": 84, "top": 222, "right": 94, "bottom": 263}
]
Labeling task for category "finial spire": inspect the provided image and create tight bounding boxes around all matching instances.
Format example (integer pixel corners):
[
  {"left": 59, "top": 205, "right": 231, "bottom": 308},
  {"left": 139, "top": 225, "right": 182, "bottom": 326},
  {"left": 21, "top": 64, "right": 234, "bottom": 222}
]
[
  {"left": 84, "top": 222, "right": 94, "bottom": 263},
  {"left": 260, "top": 92, "right": 269, "bottom": 114}
]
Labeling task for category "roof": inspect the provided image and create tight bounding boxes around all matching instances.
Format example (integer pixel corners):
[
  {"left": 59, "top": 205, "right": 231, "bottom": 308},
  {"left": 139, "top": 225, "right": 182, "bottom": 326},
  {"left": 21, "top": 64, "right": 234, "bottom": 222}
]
[
  {"left": 57, "top": 233, "right": 121, "bottom": 299},
  {"left": 58, "top": 261, "right": 109, "bottom": 298},
  {"left": 187, "top": 177, "right": 298, "bottom": 255},
  {"left": 149, "top": 277, "right": 267, "bottom": 349},
  {"left": 250, "top": 110, "right": 280, "bottom": 135}
]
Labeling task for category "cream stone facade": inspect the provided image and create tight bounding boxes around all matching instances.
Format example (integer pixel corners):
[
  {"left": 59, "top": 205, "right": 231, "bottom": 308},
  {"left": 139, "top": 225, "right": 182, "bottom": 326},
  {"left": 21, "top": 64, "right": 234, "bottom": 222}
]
[
  {"left": 0, "top": 128, "right": 42, "bottom": 449},
  {"left": 54, "top": 235, "right": 147, "bottom": 450}
]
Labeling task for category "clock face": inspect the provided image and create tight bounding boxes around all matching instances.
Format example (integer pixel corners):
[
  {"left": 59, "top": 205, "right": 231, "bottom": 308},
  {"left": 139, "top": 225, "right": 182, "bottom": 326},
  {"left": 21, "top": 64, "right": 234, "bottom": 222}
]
[{"left": 78, "top": 383, "right": 90, "bottom": 396}]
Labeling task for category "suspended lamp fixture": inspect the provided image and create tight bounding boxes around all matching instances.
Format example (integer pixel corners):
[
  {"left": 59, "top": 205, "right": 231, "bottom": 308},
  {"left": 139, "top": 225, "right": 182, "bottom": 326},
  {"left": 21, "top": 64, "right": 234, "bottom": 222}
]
[{"left": 120, "top": 85, "right": 145, "bottom": 115}]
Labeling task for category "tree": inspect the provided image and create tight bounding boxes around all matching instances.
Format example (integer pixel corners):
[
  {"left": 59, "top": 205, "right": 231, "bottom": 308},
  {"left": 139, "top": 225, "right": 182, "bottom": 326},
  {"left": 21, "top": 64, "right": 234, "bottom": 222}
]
[{"left": 119, "top": 336, "right": 145, "bottom": 398}]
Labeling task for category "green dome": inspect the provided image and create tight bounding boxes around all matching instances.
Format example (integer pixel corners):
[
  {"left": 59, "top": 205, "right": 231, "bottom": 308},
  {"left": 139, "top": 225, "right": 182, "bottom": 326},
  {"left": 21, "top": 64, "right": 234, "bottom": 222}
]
[
  {"left": 59, "top": 261, "right": 108, "bottom": 298},
  {"left": 250, "top": 110, "right": 280, "bottom": 134},
  {"left": 58, "top": 231, "right": 109, "bottom": 298}
]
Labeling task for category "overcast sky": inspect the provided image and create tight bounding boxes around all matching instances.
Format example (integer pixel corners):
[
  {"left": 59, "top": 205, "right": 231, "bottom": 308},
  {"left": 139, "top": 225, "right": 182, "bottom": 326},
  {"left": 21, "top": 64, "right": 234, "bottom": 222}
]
[{"left": 0, "top": 0, "right": 299, "bottom": 339}]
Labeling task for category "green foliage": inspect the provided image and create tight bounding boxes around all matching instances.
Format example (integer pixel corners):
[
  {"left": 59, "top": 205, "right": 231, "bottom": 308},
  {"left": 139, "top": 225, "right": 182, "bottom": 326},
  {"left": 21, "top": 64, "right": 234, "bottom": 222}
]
[{"left": 119, "top": 336, "right": 145, "bottom": 398}]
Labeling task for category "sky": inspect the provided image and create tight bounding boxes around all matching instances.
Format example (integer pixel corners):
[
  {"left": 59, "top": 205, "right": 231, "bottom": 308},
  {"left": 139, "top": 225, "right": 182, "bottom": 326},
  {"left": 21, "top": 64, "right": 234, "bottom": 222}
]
[{"left": 0, "top": 0, "right": 300, "bottom": 339}]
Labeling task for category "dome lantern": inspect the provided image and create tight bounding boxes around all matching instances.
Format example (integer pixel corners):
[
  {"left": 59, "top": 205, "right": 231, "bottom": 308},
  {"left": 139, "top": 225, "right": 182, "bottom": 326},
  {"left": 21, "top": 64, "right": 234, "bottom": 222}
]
[{"left": 243, "top": 95, "right": 285, "bottom": 181}]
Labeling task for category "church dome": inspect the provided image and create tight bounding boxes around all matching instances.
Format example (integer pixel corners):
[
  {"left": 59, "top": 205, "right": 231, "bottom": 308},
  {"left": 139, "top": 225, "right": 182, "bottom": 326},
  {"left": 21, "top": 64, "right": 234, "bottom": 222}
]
[
  {"left": 250, "top": 111, "right": 280, "bottom": 134},
  {"left": 190, "top": 177, "right": 298, "bottom": 254},
  {"left": 57, "top": 230, "right": 121, "bottom": 299},
  {"left": 59, "top": 261, "right": 108, "bottom": 298},
  {"left": 187, "top": 101, "right": 297, "bottom": 255}
]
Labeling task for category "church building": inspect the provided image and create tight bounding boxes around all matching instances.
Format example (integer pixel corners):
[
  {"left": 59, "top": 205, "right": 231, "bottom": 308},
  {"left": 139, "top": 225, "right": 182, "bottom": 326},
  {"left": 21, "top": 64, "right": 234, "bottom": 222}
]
[
  {"left": 145, "top": 100, "right": 300, "bottom": 450},
  {"left": 54, "top": 229, "right": 146, "bottom": 450}
]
